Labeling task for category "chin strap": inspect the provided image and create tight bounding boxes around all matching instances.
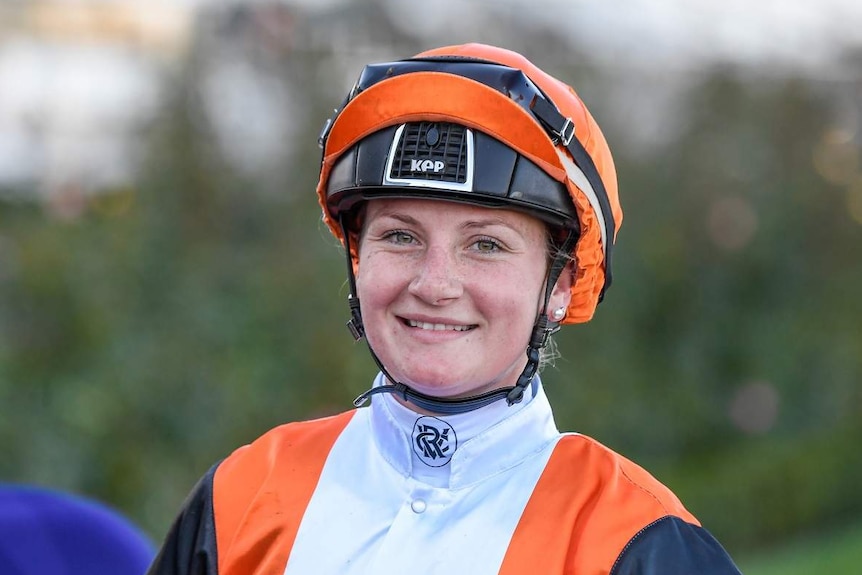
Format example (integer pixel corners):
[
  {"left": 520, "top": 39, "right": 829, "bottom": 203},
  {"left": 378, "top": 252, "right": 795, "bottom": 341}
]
[
  {"left": 340, "top": 215, "right": 576, "bottom": 415},
  {"left": 353, "top": 381, "right": 515, "bottom": 415},
  {"left": 504, "top": 314, "right": 559, "bottom": 406}
]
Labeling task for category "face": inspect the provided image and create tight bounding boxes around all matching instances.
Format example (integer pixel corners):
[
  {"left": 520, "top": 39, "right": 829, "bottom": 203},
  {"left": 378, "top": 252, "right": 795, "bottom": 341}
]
[{"left": 356, "top": 198, "right": 572, "bottom": 400}]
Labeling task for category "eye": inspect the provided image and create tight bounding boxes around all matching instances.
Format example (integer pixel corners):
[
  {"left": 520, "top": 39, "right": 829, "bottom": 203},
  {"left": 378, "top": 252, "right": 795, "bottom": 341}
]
[
  {"left": 383, "top": 230, "right": 416, "bottom": 245},
  {"left": 472, "top": 237, "right": 503, "bottom": 253}
]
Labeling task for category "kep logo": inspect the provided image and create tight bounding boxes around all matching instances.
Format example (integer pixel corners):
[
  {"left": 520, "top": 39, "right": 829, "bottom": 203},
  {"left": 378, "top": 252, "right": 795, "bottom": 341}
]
[{"left": 409, "top": 159, "right": 445, "bottom": 173}]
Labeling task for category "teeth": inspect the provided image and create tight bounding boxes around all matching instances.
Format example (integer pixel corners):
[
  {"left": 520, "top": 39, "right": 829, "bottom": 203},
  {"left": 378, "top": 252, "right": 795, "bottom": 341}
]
[{"left": 407, "top": 320, "right": 473, "bottom": 332}]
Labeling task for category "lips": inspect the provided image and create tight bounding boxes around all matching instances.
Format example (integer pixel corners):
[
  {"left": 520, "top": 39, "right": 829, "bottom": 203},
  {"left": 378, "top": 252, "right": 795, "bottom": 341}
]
[{"left": 404, "top": 319, "right": 477, "bottom": 332}]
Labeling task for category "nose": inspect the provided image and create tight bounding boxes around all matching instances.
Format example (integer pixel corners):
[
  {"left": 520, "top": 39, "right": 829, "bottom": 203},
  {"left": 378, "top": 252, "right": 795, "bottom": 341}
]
[{"left": 408, "top": 246, "right": 463, "bottom": 305}]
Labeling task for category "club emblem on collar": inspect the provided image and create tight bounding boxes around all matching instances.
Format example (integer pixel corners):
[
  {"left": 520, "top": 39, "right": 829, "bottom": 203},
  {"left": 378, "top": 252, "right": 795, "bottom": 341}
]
[{"left": 412, "top": 416, "right": 457, "bottom": 467}]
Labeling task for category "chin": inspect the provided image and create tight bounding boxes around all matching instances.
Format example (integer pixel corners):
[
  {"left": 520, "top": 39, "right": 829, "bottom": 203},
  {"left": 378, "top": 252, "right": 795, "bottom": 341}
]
[
  {"left": 403, "top": 371, "right": 509, "bottom": 400},
  {"left": 394, "top": 370, "right": 474, "bottom": 398}
]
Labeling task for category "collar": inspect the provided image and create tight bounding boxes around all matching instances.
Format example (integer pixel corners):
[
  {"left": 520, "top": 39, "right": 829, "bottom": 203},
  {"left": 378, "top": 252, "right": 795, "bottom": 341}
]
[{"left": 367, "top": 373, "right": 560, "bottom": 489}]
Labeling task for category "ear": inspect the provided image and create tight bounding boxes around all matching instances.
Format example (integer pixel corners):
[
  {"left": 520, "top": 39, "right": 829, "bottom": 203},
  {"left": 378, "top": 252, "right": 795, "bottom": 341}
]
[{"left": 547, "top": 261, "right": 574, "bottom": 318}]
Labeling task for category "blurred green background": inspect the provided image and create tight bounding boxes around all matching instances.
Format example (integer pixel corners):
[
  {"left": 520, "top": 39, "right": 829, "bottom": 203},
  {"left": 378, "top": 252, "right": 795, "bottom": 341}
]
[{"left": 1, "top": 0, "right": 861, "bottom": 571}]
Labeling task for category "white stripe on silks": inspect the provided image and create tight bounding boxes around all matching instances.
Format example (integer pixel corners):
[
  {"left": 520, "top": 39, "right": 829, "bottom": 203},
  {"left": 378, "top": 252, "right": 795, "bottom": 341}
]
[
  {"left": 555, "top": 147, "right": 608, "bottom": 257},
  {"left": 283, "top": 391, "right": 560, "bottom": 575}
]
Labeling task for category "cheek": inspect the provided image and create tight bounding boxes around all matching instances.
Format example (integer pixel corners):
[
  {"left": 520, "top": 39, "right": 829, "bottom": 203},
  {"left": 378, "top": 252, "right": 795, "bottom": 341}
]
[
  {"left": 356, "top": 257, "right": 401, "bottom": 312},
  {"left": 355, "top": 271, "right": 377, "bottom": 307},
  {"left": 474, "top": 269, "right": 544, "bottom": 323},
  {"left": 471, "top": 288, "right": 537, "bottom": 367}
]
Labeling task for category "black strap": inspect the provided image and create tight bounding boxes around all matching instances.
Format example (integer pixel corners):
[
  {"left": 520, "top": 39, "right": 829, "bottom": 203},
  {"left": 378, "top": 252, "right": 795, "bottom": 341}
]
[
  {"left": 339, "top": 217, "right": 364, "bottom": 341},
  {"left": 354, "top": 383, "right": 517, "bottom": 415},
  {"left": 529, "top": 96, "right": 615, "bottom": 299}
]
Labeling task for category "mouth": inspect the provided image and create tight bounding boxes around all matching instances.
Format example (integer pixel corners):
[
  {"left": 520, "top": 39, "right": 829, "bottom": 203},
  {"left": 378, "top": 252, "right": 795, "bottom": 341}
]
[{"left": 403, "top": 318, "right": 477, "bottom": 332}]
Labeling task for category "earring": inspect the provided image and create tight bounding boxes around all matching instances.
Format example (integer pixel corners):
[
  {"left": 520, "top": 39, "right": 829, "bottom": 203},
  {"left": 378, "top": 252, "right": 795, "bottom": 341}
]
[{"left": 552, "top": 307, "right": 566, "bottom": 321}]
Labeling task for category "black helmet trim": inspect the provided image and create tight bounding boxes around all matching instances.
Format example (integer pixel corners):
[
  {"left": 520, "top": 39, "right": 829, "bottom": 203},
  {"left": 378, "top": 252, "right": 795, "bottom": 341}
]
[{"left": 326, "top": 121, "right": 579, "bottom": 231}]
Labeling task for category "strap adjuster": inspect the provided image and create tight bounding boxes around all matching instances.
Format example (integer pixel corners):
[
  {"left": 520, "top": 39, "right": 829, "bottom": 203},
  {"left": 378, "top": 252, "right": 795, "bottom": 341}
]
[
  {"left": 556, "top": 117, "right": 575, "bottom": 146},
  {"left": 318, "top": 116, "right": 334, "bottom": 149}
]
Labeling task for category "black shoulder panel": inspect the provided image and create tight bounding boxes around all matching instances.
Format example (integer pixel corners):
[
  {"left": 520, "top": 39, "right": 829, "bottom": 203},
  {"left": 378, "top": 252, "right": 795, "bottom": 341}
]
[
  {"left": 146, "top": 462, "right": 221, "bottom": 575},
  {"left": 611, "top": 515, "right": 742, "bottom": 575}
]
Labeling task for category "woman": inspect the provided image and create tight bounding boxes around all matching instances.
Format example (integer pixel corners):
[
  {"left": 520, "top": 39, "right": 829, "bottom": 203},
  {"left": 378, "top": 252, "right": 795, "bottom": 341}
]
[{"left": 147, "top": 43, "right": 742, "bottom": 574}]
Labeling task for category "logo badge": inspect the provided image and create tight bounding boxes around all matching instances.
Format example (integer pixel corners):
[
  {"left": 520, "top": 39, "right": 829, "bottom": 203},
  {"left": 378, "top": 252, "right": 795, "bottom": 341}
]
[
  {"left": 409, "top": 159, "right": 445, "bottom": 173},
  {"left": 383, "top": 123, "right": 475, "bottom": 192},
  {"left": 412, "top": 416, "right": 457, "bottom": 467}
]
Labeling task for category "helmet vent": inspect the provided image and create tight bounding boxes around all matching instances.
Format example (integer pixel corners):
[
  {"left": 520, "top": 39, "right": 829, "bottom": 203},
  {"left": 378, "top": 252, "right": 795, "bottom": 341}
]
[{"left": 384, "top": 122, "right": 474, "bottom": 191}]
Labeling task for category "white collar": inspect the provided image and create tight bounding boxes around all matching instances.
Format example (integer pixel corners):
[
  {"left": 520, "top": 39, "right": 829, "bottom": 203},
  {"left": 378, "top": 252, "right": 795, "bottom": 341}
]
[{"left": 367, "top": 373, "right": 560, "bottom": 489}]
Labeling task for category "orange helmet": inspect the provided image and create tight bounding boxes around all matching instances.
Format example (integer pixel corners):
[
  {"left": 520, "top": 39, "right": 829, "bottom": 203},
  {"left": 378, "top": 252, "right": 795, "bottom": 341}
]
[{"left": 317, "top": 43, "right": 622, "bottom": 324}]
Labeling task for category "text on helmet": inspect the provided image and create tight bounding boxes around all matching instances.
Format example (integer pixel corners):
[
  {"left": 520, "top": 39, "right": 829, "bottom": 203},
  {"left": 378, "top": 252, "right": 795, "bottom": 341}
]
[{"left": 410, "top": 159, "right": 445, "bottom": 173}]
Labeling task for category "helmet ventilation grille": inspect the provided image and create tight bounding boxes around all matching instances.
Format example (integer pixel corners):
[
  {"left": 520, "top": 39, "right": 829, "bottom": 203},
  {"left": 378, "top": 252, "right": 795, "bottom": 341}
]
[{"left": 389, "top": 122, "right": 468, "bottom": 184}]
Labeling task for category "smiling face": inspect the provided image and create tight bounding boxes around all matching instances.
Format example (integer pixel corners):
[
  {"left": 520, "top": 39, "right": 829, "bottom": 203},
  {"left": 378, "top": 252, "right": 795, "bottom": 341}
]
[{"left": 355, "top": 198, "right": 573, "bottom": 400}]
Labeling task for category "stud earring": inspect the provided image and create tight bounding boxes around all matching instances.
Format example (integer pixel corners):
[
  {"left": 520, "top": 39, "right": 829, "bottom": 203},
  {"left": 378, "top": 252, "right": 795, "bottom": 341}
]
[{"left": 552, "top": 307, "right": 566, "bottom": 321}]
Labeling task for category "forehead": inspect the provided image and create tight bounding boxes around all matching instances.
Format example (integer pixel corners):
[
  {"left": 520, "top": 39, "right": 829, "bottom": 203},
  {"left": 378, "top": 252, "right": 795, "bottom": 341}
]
[{"left": 363, "top": 198, "right": 548, "bottom": 236}]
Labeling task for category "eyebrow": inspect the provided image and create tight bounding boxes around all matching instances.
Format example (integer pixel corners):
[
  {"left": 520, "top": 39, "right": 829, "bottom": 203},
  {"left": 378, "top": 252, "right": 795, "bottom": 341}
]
[
  {"left": 372, "top": 211, "right": 522, "bottom": 233},
  {"left": 461, "top": 217, "right": 521, "bottom": 232},
  {"left": 372, "top": 212, "right": 420, "bottom": 226}
]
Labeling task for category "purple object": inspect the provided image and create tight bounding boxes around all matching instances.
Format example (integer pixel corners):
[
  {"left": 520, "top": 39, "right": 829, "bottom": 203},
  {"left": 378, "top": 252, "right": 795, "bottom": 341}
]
[{"left": 0, "top": 484, "right": 155, "bottom": 575}]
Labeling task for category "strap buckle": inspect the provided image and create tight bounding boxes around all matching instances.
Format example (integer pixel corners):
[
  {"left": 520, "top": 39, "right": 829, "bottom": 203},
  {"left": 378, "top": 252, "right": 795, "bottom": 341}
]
[
  {"left": 318, "top": 116, "right": 334, "bottom": 149},
  {"left": 556, "top": 117, "right": 575, "bottom": 146}
]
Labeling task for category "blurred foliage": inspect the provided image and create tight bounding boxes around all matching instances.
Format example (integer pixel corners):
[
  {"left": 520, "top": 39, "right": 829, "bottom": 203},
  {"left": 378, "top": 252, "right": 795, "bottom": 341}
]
[
  {"left": 1, "top": 2, "right": 861, "bottom": 560},
  {"left": 739, "top": 519, "right": 862, "bottom": 575}
]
